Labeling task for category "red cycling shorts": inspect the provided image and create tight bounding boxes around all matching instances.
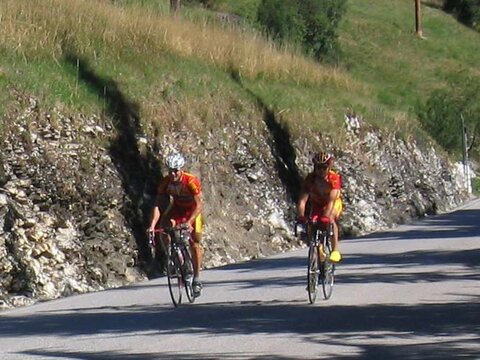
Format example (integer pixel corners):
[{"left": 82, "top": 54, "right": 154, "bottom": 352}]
[
  {"left": 310, "top": 198, "right": 343, "bottom": 220},
  {"left": 167, "top": 206, "right": 203, "bottom": 235}
]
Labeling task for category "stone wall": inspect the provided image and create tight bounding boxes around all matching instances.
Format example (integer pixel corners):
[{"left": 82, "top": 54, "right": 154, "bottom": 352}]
[{"left": 0, "top": 95, "right": 469, "bottom": 309}]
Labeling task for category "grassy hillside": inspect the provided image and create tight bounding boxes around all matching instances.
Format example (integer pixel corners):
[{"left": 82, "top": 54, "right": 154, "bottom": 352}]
[
  {"left": 1, "top": 0, "right": 479, "bottom": 153},
  {"left": 340, "top": 1, "right": 480, "bottom": 115}
]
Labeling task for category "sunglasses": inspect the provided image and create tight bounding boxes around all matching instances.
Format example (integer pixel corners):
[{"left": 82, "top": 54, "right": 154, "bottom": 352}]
[{"left": 168, "top": 168, "right": 180, "bottom": 173}]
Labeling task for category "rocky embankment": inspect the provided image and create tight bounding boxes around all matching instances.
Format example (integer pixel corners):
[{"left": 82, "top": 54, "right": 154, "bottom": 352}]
[{"left": 0, "top": 95, "right": 469, "bottom": 309}]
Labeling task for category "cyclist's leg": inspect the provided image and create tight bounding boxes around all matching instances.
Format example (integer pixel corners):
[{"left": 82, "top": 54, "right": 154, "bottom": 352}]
[
  {"left": 169, "top": 206, "right": 199, "bottom": 268},
  {"left": 310, "top": 204, "right": 326, "bottom": 261},
  {"left": 331, "top": 199, "right": 343, "bottom": 250},
  {"left": 159, "top": 216, "right": 175, "bottom": 251},
  {"left": 332, "top": 222, "right": 339, "bottom": 249},
  {"left": 190, "top": 214, "right": 204, "bottom": 278},
  {"left": 158, "top": 195, "right": 174, "bottom": 249},
  {"left": 162, "top": 208, "right": 185, "bottom": 271},
  {"left": 329, "top": 199, "right": 343, "bottom": 262},
  {"left": 189, "top": 214, "right": 204, "bottom": 296}
]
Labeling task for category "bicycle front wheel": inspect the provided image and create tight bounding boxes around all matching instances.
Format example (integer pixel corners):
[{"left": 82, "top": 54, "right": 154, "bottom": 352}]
[
  {"left": 307, "top": 241, "right": 320, "bottom": 304},
  {"left": 321, "top": 239, "right": 335, "bottom": 300},
  {"left": 167, "top": 252, "right": 182, "bottom": 307}
]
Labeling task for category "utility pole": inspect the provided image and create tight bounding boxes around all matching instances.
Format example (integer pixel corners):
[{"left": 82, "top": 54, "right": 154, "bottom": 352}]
[
  {"left": 415, "top": 0, "right": 423, "bottom": 38},
  {"left": 461, "top": 115, "right": 472, "bottom": 194}
]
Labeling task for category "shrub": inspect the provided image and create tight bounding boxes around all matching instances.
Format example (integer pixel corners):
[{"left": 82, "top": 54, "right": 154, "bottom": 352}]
[
  {"left": 184, "top": 0, "right": 212, "bottom": 6},
  {"left": 443, "top": 0, "right": 480, "bottom": 31},
  {"left": 297, "top": 0, "right": 347, "bottom": 60},
  {"left": 257, "top": 0, "right": 305, "bottom": 45},
  {"left": 256, "top": 0, "right": 347, "bottom": 61},
  {"left": 417, "top": 78, "right": 480, "bottom": 159},
  {"left": 473, "top": 175, "right": 480, "bottom": 195}
]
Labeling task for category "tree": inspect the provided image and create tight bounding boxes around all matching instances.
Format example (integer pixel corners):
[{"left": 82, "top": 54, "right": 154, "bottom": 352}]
[
  {"left": 257, "top": 0, "right": 304, "bottom": 45},
  {"left": 417, "top": 78, "right": 480, "bottom": 159},
  {"left": 415, "top": 0, "right": 423, "bottom": 37},
  {"left": 443, "top": 0, "right": 480, "bottom": 31},
  {"left": 170, "top": 0, "right": 180, "bottom": 15},
  {"left": 298, "top": 0, "right": 347, "bottom": 60},
  {"left": 256, "top": 0, "right": 347, "bottom": 61}
]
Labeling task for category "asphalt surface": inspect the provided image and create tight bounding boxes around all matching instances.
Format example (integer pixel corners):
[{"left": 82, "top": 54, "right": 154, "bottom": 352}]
[{"left": 1, "top": 199, "right": 479, "bottom": 360}]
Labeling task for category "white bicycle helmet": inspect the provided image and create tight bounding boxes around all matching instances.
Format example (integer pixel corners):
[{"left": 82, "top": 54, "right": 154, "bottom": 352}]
[
  {"left": 165, "top": 153, "right": 186, "bottom": 169},
  {"left": 312, "top": 151, "right": 334, "bottom": 166}
]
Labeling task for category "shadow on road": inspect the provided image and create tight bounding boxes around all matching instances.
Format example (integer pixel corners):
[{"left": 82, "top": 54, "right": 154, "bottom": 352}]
[
  {"left": 353, "top": 207, "right": 480, "bottom": 242},
  {"left": 1, "top": 244, "right": 478, "bottom": 359},
  {"left": 19, "top": 349, "right": 296, "bottom": 360},
  {"left": 2, "top": 299, "right": 478, "bottom": 360},
  {"left": 2, "top": 203, "right": 479, "bottom": 359}
]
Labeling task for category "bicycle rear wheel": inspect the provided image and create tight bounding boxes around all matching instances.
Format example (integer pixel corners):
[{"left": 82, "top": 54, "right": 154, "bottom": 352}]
[
  {"left": 167, "top": 250, "right": 182, "bottom": 307},
  {"left": 183, "top": 247, "right": 195, "bottom": 303},
  {"left": 321, "top": 238, "right": 335, "bottom": 300},
  {"left": 307, "top": 240, "right": 320, "bottom": 304}
]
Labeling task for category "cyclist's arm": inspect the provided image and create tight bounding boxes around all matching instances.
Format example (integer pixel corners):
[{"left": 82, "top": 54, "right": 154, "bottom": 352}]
[
  {"left": 296, "top": 190, "right": 309, "bottom": 218},
  {"left": 297, "top": 175, "right": 313, "bottom": 219},
  {"left": 324, "top": 188, "right": 340, "bottom": 221},
  {"left": 149, "top": 191, "right": 172, "bottom": 231},
  {"left": 187, "top": 193, "right": 202, "bottom": 225},
  {"left": 149, "top": 205, "right": 161, "bottom": 232}
]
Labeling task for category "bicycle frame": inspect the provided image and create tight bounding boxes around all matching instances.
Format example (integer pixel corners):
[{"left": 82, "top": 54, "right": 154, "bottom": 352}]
[
  {"left": 149, "top": 225, "right": 191, "bottom": 260},
  {"left": 149, "top": 225, "right": 195, "bottom": 307},
  {"left": 297, "top": 219, "right": 335, "bottom": 304},
  {"left": 314, "top": 222, "right": 335, "bottom": 301}
]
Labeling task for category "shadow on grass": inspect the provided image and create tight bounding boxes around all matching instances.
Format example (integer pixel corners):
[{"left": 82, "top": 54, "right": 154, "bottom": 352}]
[
  {"left": 228, "top": 68, "right": 303, "bottom": 204},
  {"left": 423, "top": 0, "right": 443, "bottom": 10},
  {"left": 63, "top": 53, "right": 162, "bottom": 272}
]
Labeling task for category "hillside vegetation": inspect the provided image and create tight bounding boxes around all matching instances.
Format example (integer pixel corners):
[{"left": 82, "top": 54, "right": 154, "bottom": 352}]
[
  {"left": 1, "top": 0, "right": 479, "bottom": 156},
  {"left": 1, "top": 0, "right": 477, "bottom": 308}
]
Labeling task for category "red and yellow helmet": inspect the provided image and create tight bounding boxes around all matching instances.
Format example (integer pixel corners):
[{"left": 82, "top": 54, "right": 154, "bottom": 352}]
[{"left": 312, "top": 151, "right": 334, "bottom": 166}]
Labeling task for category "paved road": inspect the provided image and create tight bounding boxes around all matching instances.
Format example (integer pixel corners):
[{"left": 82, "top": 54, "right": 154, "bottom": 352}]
[{"left": 1, "top": 199, "right": 479, "bottom": 360}]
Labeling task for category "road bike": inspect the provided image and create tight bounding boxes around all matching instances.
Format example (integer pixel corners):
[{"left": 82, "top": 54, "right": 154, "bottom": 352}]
[
  {"left": 149, "top": 224, "right": 196, "bottom": 307},
  {"left": 296, "top": 217, "right": 335, "bottom": 304}
]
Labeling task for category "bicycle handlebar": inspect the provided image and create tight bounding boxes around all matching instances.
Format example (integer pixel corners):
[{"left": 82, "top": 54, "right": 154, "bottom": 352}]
[
  {"left": 294, "top": 218, "right": 333, "bottom": 238},
  {"left": 149, "top": 223, "right": 189, "bottom": 234},
  {"left": 148, "top": 223, "right": 191, "bottom": 246}
]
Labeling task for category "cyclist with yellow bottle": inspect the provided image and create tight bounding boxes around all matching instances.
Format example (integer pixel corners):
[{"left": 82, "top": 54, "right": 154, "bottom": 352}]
[{"left": 296, "top": 151, "right": 343, "bottom": 263}]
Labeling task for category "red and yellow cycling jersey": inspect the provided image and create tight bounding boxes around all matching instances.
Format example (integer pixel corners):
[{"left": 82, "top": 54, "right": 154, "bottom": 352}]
[
  {"left": 304, "top": 169, "right": 342, "bottom": 217},
  {"left": 158, "top": 171, "right": 202, "bottom": 209}
]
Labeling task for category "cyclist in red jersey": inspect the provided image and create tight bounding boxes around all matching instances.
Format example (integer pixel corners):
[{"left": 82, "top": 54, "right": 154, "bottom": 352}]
[
  {"left": 296, "top": 151, "right": 343, "bottom": 263},
  {"left": 148, "top": 153, "right": 204, "bottom": 296}
]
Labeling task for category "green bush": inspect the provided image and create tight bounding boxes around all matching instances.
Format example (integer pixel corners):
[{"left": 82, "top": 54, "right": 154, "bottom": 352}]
[
  {"left": 443, "top": 0, "right": 480, "bottom": 31},
  {"left": 473, "top": 175, "right": 480, "bottom": 195},
  {"left": 417, "top": 78, "right": 480, "bottom": 159},
  {"left": 298, "top": 0, "right": 347, "bottom": 60},
  {"left": 418, "top": 89, "right": 464, "bottom": 153},
  {"left": 183, "top": 0, "right": 212, "bottom": 6},
  {"left": 256, "top": 0, "right": 347, "bottom": 61},
  {"left": 257, "top": 0, "right": 304, "bottom": 44}
]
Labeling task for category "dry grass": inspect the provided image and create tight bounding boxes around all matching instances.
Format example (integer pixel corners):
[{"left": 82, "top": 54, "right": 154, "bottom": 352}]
[{"left": 0, "top": 0, "right": 363, "bottom": 93}]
